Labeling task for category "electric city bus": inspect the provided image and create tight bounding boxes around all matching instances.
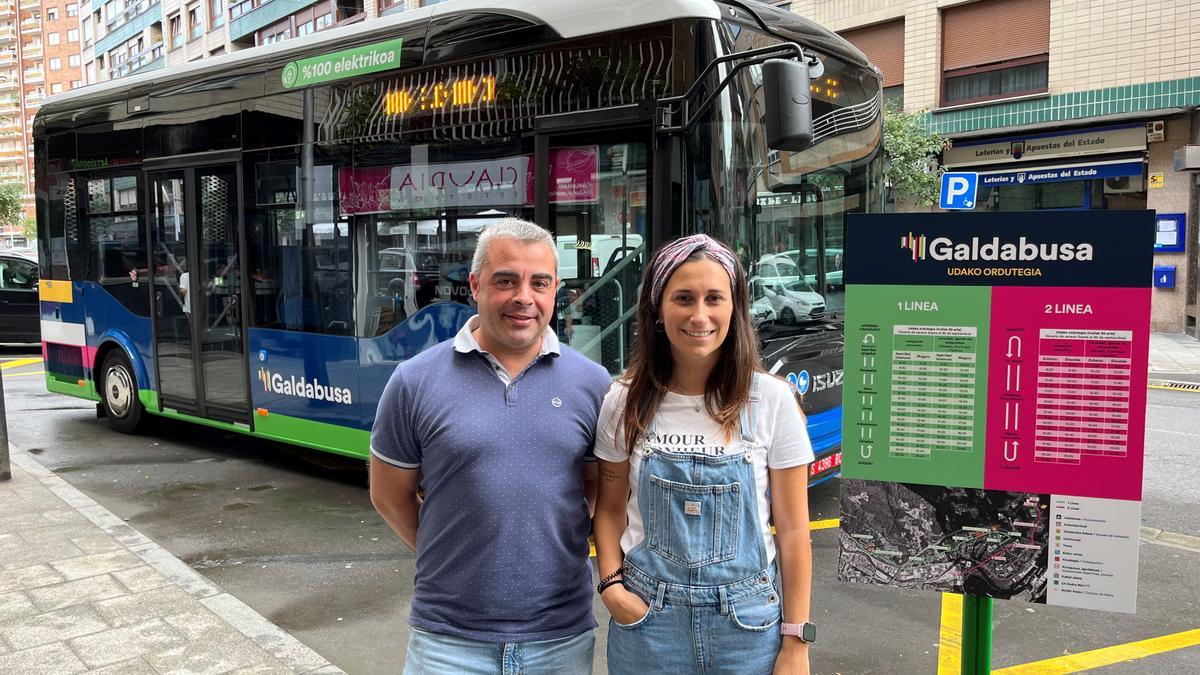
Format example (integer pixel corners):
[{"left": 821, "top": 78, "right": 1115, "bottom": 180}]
[{"left": 34, "top": 0, "right": 882, "bottom": 486}]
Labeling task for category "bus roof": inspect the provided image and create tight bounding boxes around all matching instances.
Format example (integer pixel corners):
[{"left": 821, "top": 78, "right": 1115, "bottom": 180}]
[
  {"left": 38, "top": 0, "right": 717, "bottom": 120},
  {"left": 37, "top": 0, "right": 870, "bottom": 127}
]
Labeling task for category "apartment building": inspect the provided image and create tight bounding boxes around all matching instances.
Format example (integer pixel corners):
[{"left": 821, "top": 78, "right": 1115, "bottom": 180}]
[
  {"left": 0, "top": 0, "right": 83, "bottom": 236},
  {"left": 79, "top": 0, "right": 435, "bottom": 85},
  {"left": 795, "top": 0, "right": 1200, "bottom": 333}
]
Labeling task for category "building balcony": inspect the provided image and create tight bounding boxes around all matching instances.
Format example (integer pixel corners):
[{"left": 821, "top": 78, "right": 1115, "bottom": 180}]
[
  {"left": 0, "top": 99, "right": 18, "bottom": 113},
  {"left": 0, "top": 79, "right": 17, "bottom": 92},
  {"left": 95, "top": 0, "right": 162, "bottom": 57},
  {"left": 23, "top": 70, "right": 43, "bottom": 84},
  {"left": 230, "top": 0, "right": 322, "bottom": 43},
  {"left": 25, "top": 92, "right": 43, "bottom": 106},
  {"left": 0, "top": 147, "right": 24, "bottom": 160},
  {"left": 19, "top": 19, "right": 39, "bottom": 36},
  {"left": 18, "top": 0, "right": 38, "bottom": 10},
  {"left": 21, "top": 43, "right": 40, "bottom": 59},
  {"left": 0, "top": 27, "right": 16, "bottom": 44},
  {"left": 110, "top": 42, "right": 163, "bottom": 80}
]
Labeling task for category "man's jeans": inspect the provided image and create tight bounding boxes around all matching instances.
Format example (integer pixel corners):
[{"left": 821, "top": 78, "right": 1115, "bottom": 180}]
[{"left": 403, "top": 626, "right": 594, "bottom": 674}]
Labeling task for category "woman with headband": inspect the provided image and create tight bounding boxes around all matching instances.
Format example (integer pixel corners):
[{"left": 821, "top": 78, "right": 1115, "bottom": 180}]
[{"left": 593, "top": 234, "right": 815, "bottom": 674}]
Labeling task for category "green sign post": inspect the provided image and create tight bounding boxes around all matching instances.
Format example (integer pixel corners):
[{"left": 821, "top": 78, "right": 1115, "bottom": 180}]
[{"left": 281, "top": 38, "right": 404, "bottom": 89}]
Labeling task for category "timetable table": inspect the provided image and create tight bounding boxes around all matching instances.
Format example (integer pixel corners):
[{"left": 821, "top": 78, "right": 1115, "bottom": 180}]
[
  {"left": 889, "top": 325, "right": 980, "bottom": 459},
  {"left": 1035, "top": 329, "right": 1132, "bottom": 465}
]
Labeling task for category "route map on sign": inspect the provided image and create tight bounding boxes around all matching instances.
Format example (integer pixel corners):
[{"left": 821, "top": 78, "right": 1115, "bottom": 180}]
[
  {"left": 839, "top": 211, "right": 1153, "bottom": 613},
  {"left": 840, "top": 479, "right": 1048, "bottom": 601}
]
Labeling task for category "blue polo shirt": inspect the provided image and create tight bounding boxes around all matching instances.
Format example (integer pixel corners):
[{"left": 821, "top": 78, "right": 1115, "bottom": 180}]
[{"left": 371, "top": 318, "right": 611, "bottom": 643}]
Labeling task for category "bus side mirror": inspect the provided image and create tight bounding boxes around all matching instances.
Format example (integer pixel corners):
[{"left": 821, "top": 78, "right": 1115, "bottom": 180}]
[{"left": 763, "top": 59, "right": 814, "bottom": 151}]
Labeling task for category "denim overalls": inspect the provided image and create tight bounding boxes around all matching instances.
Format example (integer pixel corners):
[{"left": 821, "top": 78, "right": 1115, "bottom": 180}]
[{"left": 608, "top": 374, "right": 782, "bottom": 674}]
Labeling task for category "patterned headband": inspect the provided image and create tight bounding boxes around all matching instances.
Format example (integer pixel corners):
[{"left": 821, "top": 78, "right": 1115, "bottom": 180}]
[{"left": 649, "top": 234, "right": 738, "bottom": 308}]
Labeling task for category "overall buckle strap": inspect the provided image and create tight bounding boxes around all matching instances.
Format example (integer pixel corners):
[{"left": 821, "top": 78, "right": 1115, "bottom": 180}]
[{"left": 718, "top": 586, "right": 730, "bottom": 616}]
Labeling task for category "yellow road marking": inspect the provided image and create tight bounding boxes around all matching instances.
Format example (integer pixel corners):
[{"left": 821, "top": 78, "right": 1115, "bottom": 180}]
[
  {"left": 4, "top": 370, "right": 45, "bottom": 377},
  {"left": 1149, "top": 384, "right": 1200, "bottom": 393},
  {"left": 937, "top": 593, "right": 963, "bottom": 674},
  {"left": 589, "top": 518, "right": 841, "bottom": 558},
  {"left": 1, "top": 357, "right": 42, "bottom": 370},
  {"left": 995, "top": 628, "right": 1200, "bottom": 674}
]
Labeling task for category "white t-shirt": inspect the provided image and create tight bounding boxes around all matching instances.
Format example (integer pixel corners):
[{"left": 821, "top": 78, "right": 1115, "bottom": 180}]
[{"left": 594, "top": 376, "right": 814, "bottom": 564}]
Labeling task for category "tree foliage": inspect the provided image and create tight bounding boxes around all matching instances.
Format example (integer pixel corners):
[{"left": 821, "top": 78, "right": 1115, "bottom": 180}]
[
  {"left": 882, "top": 103, "right": 945, "bottom": 207},
  {"left": 0, "top": 182, "right": 22, "bottom": 230},
  {"left": 20, "top": 215, "right": 36, "bottom": 242}
]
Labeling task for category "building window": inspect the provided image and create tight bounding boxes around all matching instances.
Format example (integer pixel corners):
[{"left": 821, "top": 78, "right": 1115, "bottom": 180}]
[
  {"left": 49, "top": 57, "right": 61, "bottom": 70},
  {"left": 941, "top": 0, "right": 1049, "bottom": 107},
  {"left": 48, "top": 32, "right": 61, "bottom": 46},
  {"left": 82, "top": 17, "right": 93, "bottom": 46},
  {"left": 51, "top": 82, "right": 63, "bottom": 94},
  {"left": 67, "top": 29, "right": 79, "bottom": 42},
  {"left": 47, "top": 8, "right": 58, "bottom": 21},
  {"left": 188, "top": 3, "right": 203, "bottom": 40},
  {"left": 169, "top": 14, "right": 182, "bottom": 50},
  {"left": 69, "top": 54, "right": 80, "bottom": 67},
  {"left": 316, "top": 13, "right": 333, "bottom": 30},
  {"left": 67, "top": 4, "right": 78, "bottom": 17},
  {"left": 209, "top": 0, "right": 225, "bottom": 29},
  {"left": 841, "top": 19, "right": 904, "bottom": 109}
]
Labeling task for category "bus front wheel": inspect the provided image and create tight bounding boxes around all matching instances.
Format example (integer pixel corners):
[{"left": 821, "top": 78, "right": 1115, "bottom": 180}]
[{"left": 101, "top": 350, "right": 146, "bottom": 433}]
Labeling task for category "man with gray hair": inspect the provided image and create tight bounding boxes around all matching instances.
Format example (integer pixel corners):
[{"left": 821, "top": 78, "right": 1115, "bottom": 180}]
[{"left": 370, "top": 218, "right": 611, "bottom": 673}]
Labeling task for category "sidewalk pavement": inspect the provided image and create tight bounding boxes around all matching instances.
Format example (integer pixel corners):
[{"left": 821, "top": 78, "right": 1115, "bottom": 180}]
[
  {"left": 0, "top": 444, "right": 344, "bottom": 674},
  {"left": 1149, "top": 331, "right": 1200, "bottom": 381}
]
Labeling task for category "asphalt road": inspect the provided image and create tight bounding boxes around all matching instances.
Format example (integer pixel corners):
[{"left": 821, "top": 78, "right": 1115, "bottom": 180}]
[{"left": 3, "top": 346, "right": 1198, "bottom": 674}]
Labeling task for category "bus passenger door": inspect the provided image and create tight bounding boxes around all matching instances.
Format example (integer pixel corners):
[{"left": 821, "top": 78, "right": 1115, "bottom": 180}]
[
  {"left": 534, "top": 125, "right": 652, "bottom": 376},
  {"left": 148, "top": 163, "right": 249, "bottom": 424}
]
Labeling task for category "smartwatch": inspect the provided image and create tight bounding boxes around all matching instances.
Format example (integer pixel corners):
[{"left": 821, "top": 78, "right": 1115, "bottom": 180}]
[{"left": 781, "top": 622, "right": 817, "bottom": 643}]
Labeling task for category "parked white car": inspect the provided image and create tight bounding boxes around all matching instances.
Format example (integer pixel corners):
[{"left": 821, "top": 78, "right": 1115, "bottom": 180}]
[{"left": 749, "top": 275, "right": 825, "bottom": 324}]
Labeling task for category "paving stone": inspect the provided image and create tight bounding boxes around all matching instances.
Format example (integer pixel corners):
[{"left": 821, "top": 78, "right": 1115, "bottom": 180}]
[
  {"left": 0, "top": 642, "right": 87, "bottom": 674},
  {"left": 17, "top": 523, "right": 100, "bottom": 548},
  {"left": 143, "top": 636, "right": 287, "bottom": 675},
  {"left": 85, "top": 657, "right": 160, "bottom": 675},
  {"left": 95, "top": 585, "right": 198, "bottom": 628},
  {"left": 163, "top": 606, "right": 243, "bottom": 643},
  {"left": 68, "top": 619, "right": 186, "bottom": 669},
  {"left": 27, "top": 574, "right": 128, "bottom": 612},
  {"left": 0, "top": 510, "right": 59, "bottom": 534},
  {"left": 302, "top": 666, "right": 348, "bottom": 674},
  {"left": 50, "top": 550, "right": 143, "bottom": 581},
  {"left": 112, "top": 565, "right": 172, "bottom": 594},
  {"left": 0, "top": 591, "right": 35, "bottom": 622},
  {"left": 228, "top": 659, "right": 296, "bottom": 674},
  {"left": 0, "top": 604, "right": 109, "bottom": 650},
  {"left": 0, "top": 564, "right": 66, "bottom": 593},
  {"left": 1, "top": 540, "right": 87, "bottom": 571},
  {"left": 40, "top": 509, "right": 89, "bottom": 526},
  {"left": 69, "top": 532, "right": 123, "bottom": 555}
]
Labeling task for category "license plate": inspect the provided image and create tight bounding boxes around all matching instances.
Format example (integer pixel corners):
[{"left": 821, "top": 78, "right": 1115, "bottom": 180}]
[{"left": 809, "top": 451, "right": 843, "bottom": 477}]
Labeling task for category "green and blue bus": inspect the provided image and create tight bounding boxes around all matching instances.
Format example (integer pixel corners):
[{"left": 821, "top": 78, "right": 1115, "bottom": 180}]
[{"left": 34, "top": 0, "right": 882, "bottom": 486}]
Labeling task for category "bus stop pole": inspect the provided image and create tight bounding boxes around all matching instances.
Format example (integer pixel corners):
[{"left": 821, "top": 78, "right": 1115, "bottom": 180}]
[
  {"left": 0, "top": 366, "right": 11, "bottom": 481},
  {"left": 960, "top": 594, "right": 994, "bottom": 675}
]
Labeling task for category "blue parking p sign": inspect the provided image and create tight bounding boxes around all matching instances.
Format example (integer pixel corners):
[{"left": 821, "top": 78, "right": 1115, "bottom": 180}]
[{"left": 940, "top": 172, "right": 978, "bottom": 210}]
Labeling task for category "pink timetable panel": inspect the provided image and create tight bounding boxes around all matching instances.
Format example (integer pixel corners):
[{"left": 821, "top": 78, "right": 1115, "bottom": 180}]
[
  {"left": 984, "top": 286, "right": 1149, "bottom": 501},
  {"left": 1035, "top": 329, "right": 1131, "bottom": 464}
]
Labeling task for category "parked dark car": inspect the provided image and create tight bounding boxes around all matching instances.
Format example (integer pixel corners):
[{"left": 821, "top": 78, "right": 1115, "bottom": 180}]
[{"left": 0, "top": 253, "right": 40, "bottom": 343}]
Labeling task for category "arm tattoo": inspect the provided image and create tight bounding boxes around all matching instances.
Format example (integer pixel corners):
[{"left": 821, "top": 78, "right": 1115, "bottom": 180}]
[{"left": 600, "top": 465, "right": 622, "bottom": 483}]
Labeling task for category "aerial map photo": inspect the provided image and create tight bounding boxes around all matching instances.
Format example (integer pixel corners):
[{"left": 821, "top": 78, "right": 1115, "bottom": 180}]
[{"left": 839, "top": 479, "right": 1050, "bottom": 602}]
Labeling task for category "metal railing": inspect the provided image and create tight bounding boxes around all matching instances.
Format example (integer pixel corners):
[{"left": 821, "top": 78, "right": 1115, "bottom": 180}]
[
  {"left": 105, "top": 0, "right": 161, "bottom": 35},
  {"left": 109, "top": 42, "right": 163, "bottom": 79}
]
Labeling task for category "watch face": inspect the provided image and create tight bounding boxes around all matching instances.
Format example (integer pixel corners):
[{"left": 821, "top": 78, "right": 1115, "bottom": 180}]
[{"left": 802, "top": 622, "right": 817, "bottom": 642}]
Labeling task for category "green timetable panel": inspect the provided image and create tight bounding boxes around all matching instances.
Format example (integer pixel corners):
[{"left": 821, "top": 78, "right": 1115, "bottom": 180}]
[{"left": 843, "top": 285, "right": 992, "bottom": 488}]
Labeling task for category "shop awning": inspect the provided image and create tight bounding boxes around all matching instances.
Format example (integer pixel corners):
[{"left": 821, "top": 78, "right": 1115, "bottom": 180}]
[{"left": 975, "top": 158, "right": 1144, "bottom": 187}]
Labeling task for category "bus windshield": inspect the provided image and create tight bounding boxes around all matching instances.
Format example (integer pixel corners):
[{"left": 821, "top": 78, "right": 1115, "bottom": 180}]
[{"left": 687, "top": 15, "right": 883, "bottom": 323}]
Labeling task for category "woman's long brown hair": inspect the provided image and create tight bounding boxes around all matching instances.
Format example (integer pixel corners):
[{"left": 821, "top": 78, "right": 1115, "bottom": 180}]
[{"left": 619, "top": 242, "right": 763, "bottom": 454}]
